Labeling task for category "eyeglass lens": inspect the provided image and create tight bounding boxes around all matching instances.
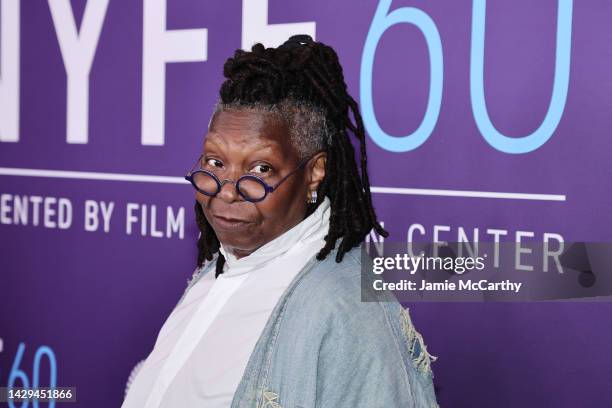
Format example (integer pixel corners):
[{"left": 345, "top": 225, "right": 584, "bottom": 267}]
[{"left": 192, "top": 172, "right": 267, "bottom": 201}]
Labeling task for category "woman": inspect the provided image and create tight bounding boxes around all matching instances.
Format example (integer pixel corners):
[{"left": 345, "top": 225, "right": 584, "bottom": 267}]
[{"left": 122, "top": 35, "right": 438, "bottom": 408}]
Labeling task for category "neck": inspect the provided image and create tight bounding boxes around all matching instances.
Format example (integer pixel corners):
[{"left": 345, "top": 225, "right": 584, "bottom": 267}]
[{"left": 226, "top": 247, "right": 253, "bottom": 260}]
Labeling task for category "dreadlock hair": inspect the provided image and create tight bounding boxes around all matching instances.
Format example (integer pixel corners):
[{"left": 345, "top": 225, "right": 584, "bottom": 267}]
[{"left": 195, "top": 34, "right": 388, "bottom": 278}]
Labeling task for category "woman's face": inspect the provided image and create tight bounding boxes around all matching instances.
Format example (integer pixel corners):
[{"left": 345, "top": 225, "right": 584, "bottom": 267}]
[{"left": 196, "top": 109, "right": 326, "bottom": 259}]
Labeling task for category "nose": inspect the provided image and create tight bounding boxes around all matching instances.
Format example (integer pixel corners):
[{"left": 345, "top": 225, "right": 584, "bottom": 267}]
[{"left": 216, "top": 173, "right": 242, "bottom": 203}]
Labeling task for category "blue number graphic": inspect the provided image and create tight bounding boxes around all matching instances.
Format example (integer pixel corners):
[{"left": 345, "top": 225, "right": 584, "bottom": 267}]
[
  {"left": 3, "top": 342, "right": 58, "bottom": 408},
  {"left": 470, "top": 0, "right": 573, "bottom": 153},
  {"left": 32, "top": 346, "right": 57, "bottom": 408},
  {"left": 8, "top": 343, "right": 29, "bottom": 408},
  {"left": 361, "top": 0, "right": 443, "bottom": 152}
]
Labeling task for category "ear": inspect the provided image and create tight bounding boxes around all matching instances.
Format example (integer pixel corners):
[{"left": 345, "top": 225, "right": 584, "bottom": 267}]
[{"left": 306, "top": 152, "right": 327, "bottom": 195}]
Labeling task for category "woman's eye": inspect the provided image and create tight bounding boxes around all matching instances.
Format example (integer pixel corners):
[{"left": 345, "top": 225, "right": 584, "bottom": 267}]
[
  {"left": 205, "top": 158, "right": 223, "bottom": 168},
  {"left": 250, "top": 164, "right": 272, "bottom": 174}
]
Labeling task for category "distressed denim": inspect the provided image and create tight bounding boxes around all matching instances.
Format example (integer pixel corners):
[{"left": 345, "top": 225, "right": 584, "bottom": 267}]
[{"left": 178, "top": 246, "right": 439, "bottom": 408}]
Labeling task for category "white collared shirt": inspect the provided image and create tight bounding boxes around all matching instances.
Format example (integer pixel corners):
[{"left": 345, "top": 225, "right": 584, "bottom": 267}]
[{"left": 122, "top": 197, "right": 331, "bottom": 408}]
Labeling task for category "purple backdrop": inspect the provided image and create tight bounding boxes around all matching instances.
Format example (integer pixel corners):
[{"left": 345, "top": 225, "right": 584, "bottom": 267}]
[{"left": 1, "top": 0, "right": 611, "bottom": 407}]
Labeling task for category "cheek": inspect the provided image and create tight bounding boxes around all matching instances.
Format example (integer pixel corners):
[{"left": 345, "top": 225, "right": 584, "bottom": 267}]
[
  {"left": 256, "top": 186, "right": 306, "bottom": 232},
  {"left": 195, "top": 191, "right": 207, "bottom": 206},
  {"left": 196, "top": 194, "right": 215, "bottom": 226}
]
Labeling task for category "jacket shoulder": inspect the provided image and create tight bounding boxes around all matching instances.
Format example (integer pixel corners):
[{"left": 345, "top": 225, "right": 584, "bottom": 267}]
[
  {"left": 275, "top": 246, "right": 439, "bottom": 407},
  {"left": 281, "top": 246, "right": 407, "bottom": 360},
  {"left": 288, "top": 245, "right": 394, "bottom": 315},
  {"left": 298, "top": 247, "right": 438, "bottom": 379}
]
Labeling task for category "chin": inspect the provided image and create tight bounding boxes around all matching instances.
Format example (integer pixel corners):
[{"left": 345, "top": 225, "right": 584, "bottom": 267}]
[{"left": 216, "top": 231, "right": 260, "bottom": 254}]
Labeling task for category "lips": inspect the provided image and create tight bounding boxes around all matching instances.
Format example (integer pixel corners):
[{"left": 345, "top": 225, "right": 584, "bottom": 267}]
[{"left": 211, "top": 213, "right": 251, "bottom": 230}]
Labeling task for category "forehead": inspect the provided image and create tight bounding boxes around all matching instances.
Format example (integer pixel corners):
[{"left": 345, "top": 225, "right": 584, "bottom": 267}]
[{"left": 205, "top": 109, "right": 294, "bottom": 156}]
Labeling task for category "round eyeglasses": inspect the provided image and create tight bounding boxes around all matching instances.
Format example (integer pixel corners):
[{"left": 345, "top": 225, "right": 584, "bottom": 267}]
[{"left": 184, "top": 154, "right": 316, "bottom": 203}]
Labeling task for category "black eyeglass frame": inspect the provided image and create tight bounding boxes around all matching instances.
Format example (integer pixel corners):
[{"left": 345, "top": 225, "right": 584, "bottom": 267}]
[{"left": 184, "top": 153, "right": 319, "bottom": 203}]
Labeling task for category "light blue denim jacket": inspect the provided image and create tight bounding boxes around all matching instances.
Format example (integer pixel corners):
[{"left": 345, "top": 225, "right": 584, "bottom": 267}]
[{"left": 178, "top": 245, "right": 439, "bottom": 408}]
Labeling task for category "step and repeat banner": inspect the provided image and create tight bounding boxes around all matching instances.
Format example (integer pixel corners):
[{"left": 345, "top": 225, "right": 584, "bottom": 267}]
[{"left": 1, "top": 0, "right": 611, "bottom": 406}]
